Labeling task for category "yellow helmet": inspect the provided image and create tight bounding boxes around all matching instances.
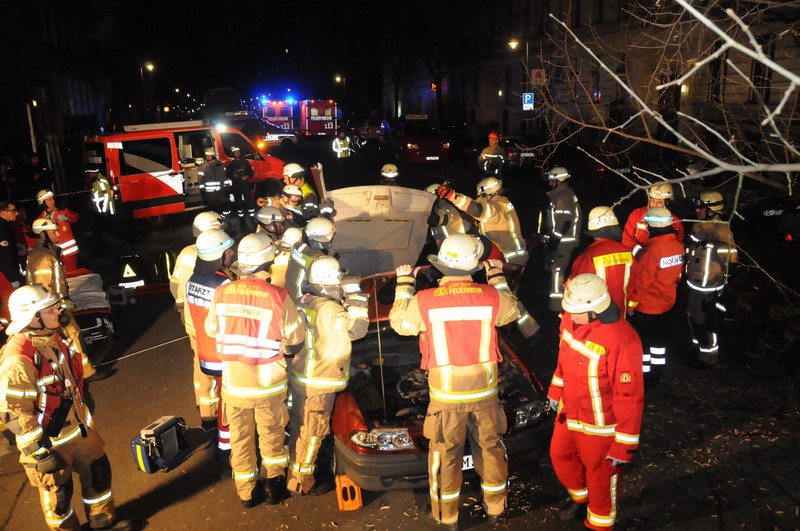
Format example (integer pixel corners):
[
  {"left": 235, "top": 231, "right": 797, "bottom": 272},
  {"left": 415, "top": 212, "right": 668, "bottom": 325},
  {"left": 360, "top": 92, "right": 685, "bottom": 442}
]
[
  {"left": 562, "top": 274, "right": 611, "bottom": 315},
  {"left": 545, "top": 166, "right": 570, "bottom": 182},
  {"left": 644, "top": 207, "right": 674, "bottom": 228},
  {"left": 204, "top": 147, "right": 216, "bottom": 156},
  {"left": 649, "top": 183, "right": 674, "bottom": 200},
  {"left": 32, "top": 218, "right": 58, "bottom": 234},
  {"left": 698, "top": 191, "right": 725, "bottom": 212},
  {"left": 36, "top": 189, "right": 54, "bottom": 205},
  {"left": 477, "top": 177, "right": 502, "bottom": 195},
  {"left": 381, "top": 164, "right": 399, "bottom": 179}
]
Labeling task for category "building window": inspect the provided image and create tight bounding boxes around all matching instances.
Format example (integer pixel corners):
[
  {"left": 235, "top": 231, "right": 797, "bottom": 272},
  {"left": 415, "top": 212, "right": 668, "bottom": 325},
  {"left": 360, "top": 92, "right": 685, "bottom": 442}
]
[
  {"left": 707, "top": 42, "right": 726, "bottom": 104},
  {"left": 749, "top": 35, "right": 775, "bottom": 104}
]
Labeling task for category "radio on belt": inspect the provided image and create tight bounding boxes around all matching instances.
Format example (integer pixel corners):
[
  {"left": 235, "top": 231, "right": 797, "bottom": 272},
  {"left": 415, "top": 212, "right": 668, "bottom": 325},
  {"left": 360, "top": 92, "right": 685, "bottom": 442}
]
[{"left": 131, "top": 416, "right": 188, "bottom": 473}]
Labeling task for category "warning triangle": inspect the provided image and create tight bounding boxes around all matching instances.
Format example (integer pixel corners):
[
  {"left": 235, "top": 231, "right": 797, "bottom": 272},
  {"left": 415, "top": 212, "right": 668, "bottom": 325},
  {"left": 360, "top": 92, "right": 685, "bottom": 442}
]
[{"left": 122, "top": 264, "right": 137, "bottom": 278}]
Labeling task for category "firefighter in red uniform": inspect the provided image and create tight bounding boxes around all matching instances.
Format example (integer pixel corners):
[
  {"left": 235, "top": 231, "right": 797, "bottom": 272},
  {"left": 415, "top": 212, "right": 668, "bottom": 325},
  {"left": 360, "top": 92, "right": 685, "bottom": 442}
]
[
  {"left": 621, "top": 183, "right": 684, "bottom": 256},
  {"left": 568, "top": 206, "right": 634, "bottom": 312},
  {"left": 548, "top": 274, "right": 644, "bottom": 529},
  {"left": 0, "top": 285, "right": 128, "bottom": 530},
  {"left": 185, "top": 229, "right": 234, "bottom": 460},
  {"left": 626, "top": 207, "right": 685, "bottom": 387},
  {"left": 37, "top": 190, "right": 80, "bottom": 273},
  {"left": 205, "top": 233, "right": 306, "bottom": 507},
  {"left": 390, "top": 233, "right": 521, "bottom": 528}
]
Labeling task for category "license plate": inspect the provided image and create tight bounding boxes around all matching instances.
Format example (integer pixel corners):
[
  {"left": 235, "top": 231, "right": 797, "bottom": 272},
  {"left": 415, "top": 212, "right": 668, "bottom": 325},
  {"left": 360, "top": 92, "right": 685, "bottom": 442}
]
[
  {"left": 520, "top": 152, "right": 536, "bottom": 157},
  {"left": 462, "top": 455, "right": 474, "bottom": 471},
  {"left": 426, "top": 156, "right": 440, "bottom": 160}
]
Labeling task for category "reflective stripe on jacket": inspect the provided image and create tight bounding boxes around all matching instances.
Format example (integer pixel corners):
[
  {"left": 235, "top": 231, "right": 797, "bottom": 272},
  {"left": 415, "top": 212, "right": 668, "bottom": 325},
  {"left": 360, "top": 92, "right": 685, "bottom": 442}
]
[
  {"left": 568, "top": 239, "right": 633, "bottom": 311},
  {"left": 186, "top": 270, "right": 230, "bottom": 376},
  {"left": 622, "top": 205, "right": 684, "bottom": 251},
  {"left": 546, "top": 183, "right": 581, "bottom": 245},
  {"left": 170, "top": 245, "right": 197, "bottom": 329},
  {"left": 26, "top": 242, "right": 68, "bottom": 301},
  {"left": 450, "top": 194, "right": 528, "bottom": 265},
  {"left": 685, "top": 220, "right": 737, "bottom": 291}
]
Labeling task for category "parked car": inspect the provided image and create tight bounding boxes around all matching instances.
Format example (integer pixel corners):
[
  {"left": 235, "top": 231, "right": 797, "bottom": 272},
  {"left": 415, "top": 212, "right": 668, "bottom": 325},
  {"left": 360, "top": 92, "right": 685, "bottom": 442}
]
[
  {"left": 498, "top": 136, "right": 549, "bottom": 171},
  {"left": 393, "top": 118, "right": 452, "bottom": 163},
  {"left": 358, "top": 119, "right": 387, "bottom": 141},
  {"left": 262, "top": 121, "right": 301, "bottom": 149}
]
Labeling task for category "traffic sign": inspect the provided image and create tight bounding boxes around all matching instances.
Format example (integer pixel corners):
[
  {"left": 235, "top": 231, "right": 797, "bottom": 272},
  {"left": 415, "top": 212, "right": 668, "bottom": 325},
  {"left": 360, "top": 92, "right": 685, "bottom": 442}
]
[
  {"left": 522, "top": 93, "right": 534, "bottom": 111},
  {"left": 531, "top": 69, "right": 547, "bottom": 87}
]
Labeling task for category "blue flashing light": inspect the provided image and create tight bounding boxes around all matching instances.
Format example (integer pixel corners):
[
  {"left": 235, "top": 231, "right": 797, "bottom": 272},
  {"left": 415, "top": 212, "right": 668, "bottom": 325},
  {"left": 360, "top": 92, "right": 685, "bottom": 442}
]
[{"left": 286, "top": 98, "right": 295, "bottom": 104}]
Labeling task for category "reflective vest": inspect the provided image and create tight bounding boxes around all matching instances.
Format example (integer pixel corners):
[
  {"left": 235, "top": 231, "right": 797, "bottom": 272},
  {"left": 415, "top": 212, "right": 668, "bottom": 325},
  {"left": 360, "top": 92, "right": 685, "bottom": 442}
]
[
  {"left": 39, "top": 208, "right": 79, "bottom": 258},
  {"left": 199, "top": 160, "right": 227, "bottom": 192},
  {"left": 169, "top": 245, "right": 197, "bottom": 330},
  {"left": 622, "top": 205, "right": 684, "bottom": 253},
  {"left": 284, "top": 243, "right": 324, "bottom": 301},
  {"left": 627, "top": 233, "right": 684, "bottom": 314},
  {"left": 186, "top": 270, "right": 230, "bottom": 376},
  {"left": 546, "top": 183, "right": 581, "bottom": 246},
  {"left": 332, "top": 137, "right": 351, "bottom": 158},
  {"left": 568, "top": 239, "right": 633, "bottom": 311},
  {"left": 91, "top": 173, "right": 116, "bottom": 215},
  {"left": 685, "top": 220, "right": 737, "bottom": 292}
]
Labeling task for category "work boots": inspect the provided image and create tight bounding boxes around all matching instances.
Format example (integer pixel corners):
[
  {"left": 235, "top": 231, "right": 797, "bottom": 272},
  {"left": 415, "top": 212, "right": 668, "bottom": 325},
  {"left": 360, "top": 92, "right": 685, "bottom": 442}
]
[
  {"left": 264, "top": 475, "right": 287, "bottom": 505},
  {"left": 556, "top": 498, "right": 587, "bottom": 521}
]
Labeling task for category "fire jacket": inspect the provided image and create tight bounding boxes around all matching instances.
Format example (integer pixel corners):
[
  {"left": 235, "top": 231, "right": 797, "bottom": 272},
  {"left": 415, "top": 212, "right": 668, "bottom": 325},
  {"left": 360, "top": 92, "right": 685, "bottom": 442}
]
[
  {"left": 91, "top": 172, "right": 116, "bottom": 215},
  {"left": 169, "top": 244, "right": 197, "bottom": 331},
  {"left": 627, "top": 233, "right": 684, "bottom": 314},
  {"left": 284, "top": 242, "right": 330, "bottom": 301},
  {"left": 26, "top": 241, "right": 71, "bottom": 309},
  {"left": 332, "top": 137, "right": 351, "bottom": 158},
  {"left": 685, "top": 219, "right": 738, "bottom": 292},
  {"left": 0, "top": 332, "right": 92, "bottom": 462},
  {"left": 300, "top": 182, "right": 320, "bottom": 218},
  {"left": 545, "top": 182, "right": 581, "bottom": 247},
  {"left": 205, "top": 273, "right": 305, "bottom": 408},
  {"left": 448, "top": 194, "right": 528, "bottom": 265},
  {"left": 290, "top": 290, "right": 369, "bottom": 395},
  {"left": 39, "top": 208, "right": 79, "bottom": 260},
  {"left": 568, "top": 239, "right": 633, "bottom": 311},
  {"left": 226, "top": 158, "right": 254, "bottom": 182},
  {"left": 199, "top": 159, "right": 229, "bottom": 192},
  {"left": 622, "top": 206, "right": 684, "bottom": 253},
  {"left": 390, "top": 272, "right": 519, "bottom": 409},
  {"left": 186, "top": 270, "right": 230, "bottom": 376},
  {"left": 547, "top": 314, "right": 644, "bottom": 462}
]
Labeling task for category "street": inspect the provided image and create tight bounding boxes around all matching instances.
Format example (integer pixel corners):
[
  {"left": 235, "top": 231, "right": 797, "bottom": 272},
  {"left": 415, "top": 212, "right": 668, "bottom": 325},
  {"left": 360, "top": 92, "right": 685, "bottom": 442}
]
[{"left": 2, "top": 139, "right": 799, "bottom": 531}]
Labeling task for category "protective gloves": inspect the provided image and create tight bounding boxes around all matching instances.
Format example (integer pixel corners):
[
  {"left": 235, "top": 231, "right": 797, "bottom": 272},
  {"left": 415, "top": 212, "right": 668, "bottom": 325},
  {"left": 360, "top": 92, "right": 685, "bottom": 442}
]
[
  {"left": 435, "top": 186, "right": 455, "bottom": 200},
  {"left": 340, "top": 275, "right": 362, "bottom": 296},
  {"left": 320, "top": 198, "right": 336, "bottom": 216},
  {"left": 36, "top": 450, "right": 66, "bottom": 474},
  {"left": 606, "top": 456, "right": 629, "bottom": 467},
  {"left": 548, "top": 398, "right": 559, "bottom": 412}
]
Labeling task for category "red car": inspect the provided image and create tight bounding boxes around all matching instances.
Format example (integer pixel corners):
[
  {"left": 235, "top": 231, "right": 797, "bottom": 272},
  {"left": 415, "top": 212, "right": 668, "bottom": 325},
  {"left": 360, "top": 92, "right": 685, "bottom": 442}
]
[{"left": 394, "top": 119, "right": 452, "bottom": 163}]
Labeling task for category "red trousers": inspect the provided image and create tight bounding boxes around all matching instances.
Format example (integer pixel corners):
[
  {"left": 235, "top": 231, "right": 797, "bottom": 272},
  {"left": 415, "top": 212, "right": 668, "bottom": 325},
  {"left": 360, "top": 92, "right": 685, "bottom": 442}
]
[{"left": 550, "top": 418, "right": 620, "bottom": 530}]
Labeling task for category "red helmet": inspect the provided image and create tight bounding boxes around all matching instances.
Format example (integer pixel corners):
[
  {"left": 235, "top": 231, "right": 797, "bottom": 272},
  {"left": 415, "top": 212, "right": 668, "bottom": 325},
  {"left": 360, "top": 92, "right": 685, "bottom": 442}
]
[{"left": 488, "top": 132, "right": 500, "bottom": 140}]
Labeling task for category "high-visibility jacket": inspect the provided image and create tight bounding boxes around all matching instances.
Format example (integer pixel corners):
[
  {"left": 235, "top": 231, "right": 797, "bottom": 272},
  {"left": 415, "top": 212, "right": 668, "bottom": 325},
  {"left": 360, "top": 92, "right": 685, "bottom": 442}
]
[
  {"left": 291, "top": 292, "right": 369, "bottom": 395},
  {"left": 300, "top": 182, "right": 320, "bottom": 218},
  {"left": 685, "top": 219, "right": 738, "bottom": 292},
  {"left": 627, "top": 233, "right": 684, "bottom": 314},
  {"left": 170, "top": 244, "right": 197, "bottom": 330},
  {"left": 622, "top": 205, "right": 684, "bottom": 253},
  {"left": 26, "top": 241, "right": 71, "bottom": 308},
  {"left": 0, "top": 332, "right": 92, "bottom": 459},
  {"left": 449, "top": 194, "right": 528, "bottom": 265},
  {"left": 284, "top": 242, "right": 329, "bottom": 301},
  {"left": 568, "top": 239, "right": 633, "bottom": 311},
  {"left": 199, "top": 159, "right": 228, "bottom": 192},
  {"left": 205, "top": 274, "right": 305, "bottom": 408},
  {"left": 91, "top": 173, "right": 116, "bottom": 215},
  {"left": 332, "top": 137, "right": 351, "bottom": 158},
  {"left": 545, "top": 183, "right": 581, "bottom": 247},
  {"left": 547, "top": 314, "right": 644, "bottom": 462},
  {"left": 39, "top": 208, "right": 79, "bottom": 260},
  {"left": 186, "top": 270, "right": 230, "bottom": 376},
  {"left": 390, "top": 274, "right": 519, "bottom": 407}
]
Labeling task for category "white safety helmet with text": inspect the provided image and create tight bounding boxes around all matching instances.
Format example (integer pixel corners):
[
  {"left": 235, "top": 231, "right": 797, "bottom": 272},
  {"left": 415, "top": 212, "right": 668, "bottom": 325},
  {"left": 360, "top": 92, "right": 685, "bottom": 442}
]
[
  {"left": 545, "top": 166, "right": 570, "bottom": 182},
  {"left": 6, "top": 285, "right": 60, "bottom": 335},
  {"left": 196, "top": 229, "right": 234, "bottom": 261},
  {"left": 428, "top": 233, "right": 482, "bottom": 276}
]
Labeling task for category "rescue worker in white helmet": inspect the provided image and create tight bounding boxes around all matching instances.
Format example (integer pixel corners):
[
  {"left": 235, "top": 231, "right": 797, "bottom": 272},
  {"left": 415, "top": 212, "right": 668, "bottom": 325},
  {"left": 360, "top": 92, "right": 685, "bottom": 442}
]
[
  {"left": 169, "top": 211, "right": 223, "bottom": 423},
  {"left": 379, "top": 163, "right": 399, "bottom": 185},
  {"left": 185, "top": 229, "right": 234, "bottom": 461},
  {"left": 283, "top": 217, "right": 337, "bottom": 301},
  {"left": 389, "top": 234, "right": 522, "bottom": 527},
  {"left": 478, "top": 132, "right": 505, "bottom": 177},
  {"left": 26, "top": 218, "right": 97, "bottom": 379},
  {"left": 626, "top": 207, "right": 685, "bottom": 388},
  {"left": 256, "top": 206, "right": 286, "bottom": 240},
  {"left": 425, "top": 182, "right": 474, "bottom": 249},
  {"left": 435, "top": 177, "right": 529, "bottom": 267},
  {"left": 622, "top": 182, "right": 684, "bottom": 256},
  {"left": 287, "top": 256, "right": 369, "bottom": 496},
  {"left": 548, "top": 274, "right": 644, "bottom": 528},
  {"left": 567, "top": 206, "right": 634, "bottom": 312},
  {"left": 685, "top": 190, "right": 738, "bottom": 368},
  {"left": 205, "top": 233, "right": 306, "bottom": 507},
  {"left": 542, "top": 166, "right": 582, "bottom": 311},
  {"left": 198, "top": 147, "right": 232, "bottom": 219},
  {"left": 270, "top": 227, "right": 303, "bottom": 289},
  {"left": 0, "top": 285, "right": 129, "bottom": 530},
  {"left": 37, "top": 189, "right": 80, "bottom": 273}
]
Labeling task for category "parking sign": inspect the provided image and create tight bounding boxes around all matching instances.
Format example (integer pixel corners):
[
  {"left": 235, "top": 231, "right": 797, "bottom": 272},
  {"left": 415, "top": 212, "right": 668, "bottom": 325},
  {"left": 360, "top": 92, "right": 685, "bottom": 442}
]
[{"left": 522, "top": 93, "right": 534, "bottom": 111}]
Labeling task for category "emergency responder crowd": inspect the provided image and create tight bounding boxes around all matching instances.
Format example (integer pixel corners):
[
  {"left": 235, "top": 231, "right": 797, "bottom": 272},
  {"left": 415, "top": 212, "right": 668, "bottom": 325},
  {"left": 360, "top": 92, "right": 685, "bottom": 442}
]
[{"left": 0, "top": 131, "right": 738, "bottom": 530}]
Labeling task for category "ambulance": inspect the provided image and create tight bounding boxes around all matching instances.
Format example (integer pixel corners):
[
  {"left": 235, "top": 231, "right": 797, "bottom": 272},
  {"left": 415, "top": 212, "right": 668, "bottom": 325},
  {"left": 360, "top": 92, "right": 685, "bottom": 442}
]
[
  {"left": 84, "top": 120, "right": 284, "bottom": 220},
  {"left": 299, "top": 99, "right": 338, "bottom": 136}
]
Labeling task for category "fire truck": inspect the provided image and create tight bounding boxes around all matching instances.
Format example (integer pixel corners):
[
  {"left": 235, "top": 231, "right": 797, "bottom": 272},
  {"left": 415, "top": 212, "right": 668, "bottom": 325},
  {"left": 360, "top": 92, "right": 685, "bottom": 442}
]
[
  {"left": 83, "top": 120, "right": 284, "bottom": 221},
  {"left": 299, "top": 99, "right": 338, "bottom": 136},
  {"left": 262, "top": 100, "right": 297, "bottom": 131}
]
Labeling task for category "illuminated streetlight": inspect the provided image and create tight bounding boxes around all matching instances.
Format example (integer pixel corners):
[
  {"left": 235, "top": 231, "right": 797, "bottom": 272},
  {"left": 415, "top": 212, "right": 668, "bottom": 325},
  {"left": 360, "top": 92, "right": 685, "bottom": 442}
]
[
  {"left": 175, "top": 88, "right": 180, "bottom": 93},
  {"left": 140, "top": 62, "right": 155, "bottom": 121},
  {"left": 508, "top": 39, "right": 520, "bottom": 50}
]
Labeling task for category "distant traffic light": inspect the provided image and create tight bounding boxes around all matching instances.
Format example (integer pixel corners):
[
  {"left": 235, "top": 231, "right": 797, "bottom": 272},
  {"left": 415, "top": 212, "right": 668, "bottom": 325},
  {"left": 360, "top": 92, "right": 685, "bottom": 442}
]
[{"left": 431, "top": 82, "right": 438, "bottom": 93}]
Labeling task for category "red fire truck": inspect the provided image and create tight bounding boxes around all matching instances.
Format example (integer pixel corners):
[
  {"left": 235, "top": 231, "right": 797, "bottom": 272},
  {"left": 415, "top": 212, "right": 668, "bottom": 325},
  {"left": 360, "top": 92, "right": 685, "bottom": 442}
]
[
  {"left": 299, "top": 99, "right": 338, "bottom": 136},
  {"left": 262, "top": 100, "right": 297, "bottom": 131}
]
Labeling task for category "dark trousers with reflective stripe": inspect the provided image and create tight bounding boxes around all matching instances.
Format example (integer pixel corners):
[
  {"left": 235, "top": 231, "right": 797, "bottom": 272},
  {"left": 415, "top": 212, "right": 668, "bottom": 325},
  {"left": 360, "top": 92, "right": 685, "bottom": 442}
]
[
  {"left": 629, "top": 310, "right": 669, "bottom": 387},
  {"left": 687, "top": 287, "right": 724, "bottom": 364}
]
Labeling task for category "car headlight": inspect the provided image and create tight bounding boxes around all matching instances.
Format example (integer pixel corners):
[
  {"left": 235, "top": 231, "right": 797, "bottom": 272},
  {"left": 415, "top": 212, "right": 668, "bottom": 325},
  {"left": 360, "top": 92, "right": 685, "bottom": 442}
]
[
  {"left": 350, "top": 429, "right": 415, "bottom": 451},
  {"left": 407, "top": 143, "right": 419, "bottom": 150},
  {"left": 442, "top": 142, "right": 451, "bottom": 149},
  {"left": 514, "top": 400, "right": 548, "bottom": 429}
]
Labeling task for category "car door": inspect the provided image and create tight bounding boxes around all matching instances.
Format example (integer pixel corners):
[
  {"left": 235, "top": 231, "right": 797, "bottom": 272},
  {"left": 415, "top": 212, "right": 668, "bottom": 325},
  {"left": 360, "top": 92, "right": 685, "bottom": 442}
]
[{"left": 116, "top": 135, "right": 185, "bottom": 218}]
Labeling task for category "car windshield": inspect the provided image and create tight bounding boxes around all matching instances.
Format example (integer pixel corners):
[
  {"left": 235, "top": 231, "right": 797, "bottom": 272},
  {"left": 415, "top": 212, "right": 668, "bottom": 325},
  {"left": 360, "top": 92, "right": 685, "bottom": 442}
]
[{"left": 403, "top": 121, "right": 440, "bottom": 136}]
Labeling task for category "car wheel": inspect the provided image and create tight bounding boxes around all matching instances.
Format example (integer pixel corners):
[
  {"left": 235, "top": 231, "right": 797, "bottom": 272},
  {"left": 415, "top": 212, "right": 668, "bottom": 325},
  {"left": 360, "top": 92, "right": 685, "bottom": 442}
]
[
  {"left": 316, "top": 435, "right": 343, "bottom": 478},
  {"left": 281, "top": 138, "right": 295, "bottom": 149},
  {"left": 141, "top": 214, "right": 168, "bottom": 230}
]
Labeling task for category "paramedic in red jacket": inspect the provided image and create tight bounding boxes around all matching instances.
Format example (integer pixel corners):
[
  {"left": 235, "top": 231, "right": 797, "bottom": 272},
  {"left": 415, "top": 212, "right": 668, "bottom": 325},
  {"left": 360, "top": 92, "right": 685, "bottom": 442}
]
[
  {"left": 548, "top": 274, "right": 644, "bottom": 530},
  {"left": 621, "top": 183, "right": 684, "bottom": 256}
]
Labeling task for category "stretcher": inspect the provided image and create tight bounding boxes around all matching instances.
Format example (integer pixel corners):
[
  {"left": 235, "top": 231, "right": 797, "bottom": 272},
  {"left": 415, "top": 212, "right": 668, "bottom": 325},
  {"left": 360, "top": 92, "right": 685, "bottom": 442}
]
[{"left": 66, "top": 268, "right": 114, "bottom": 345}]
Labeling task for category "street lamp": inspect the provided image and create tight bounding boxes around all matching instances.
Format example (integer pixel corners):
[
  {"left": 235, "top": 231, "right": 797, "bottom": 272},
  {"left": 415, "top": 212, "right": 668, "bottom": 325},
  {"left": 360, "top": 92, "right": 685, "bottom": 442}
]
[
  {"left": 335, "top": 74, "right": 347, "bottom": 118},
  {"left": 508, "top": 38, "right": 529, "bottom": 71},
  {"left": 139, "top": 62, "right": 155, "bottom": 122}
]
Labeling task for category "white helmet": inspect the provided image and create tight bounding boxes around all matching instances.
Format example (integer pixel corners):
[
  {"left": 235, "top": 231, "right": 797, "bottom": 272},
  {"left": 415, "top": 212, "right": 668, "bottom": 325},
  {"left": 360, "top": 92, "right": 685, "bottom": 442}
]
[
  {"left": 476, "top": 177, "right": 501, "bottom": 196},
  {"left": 282, "top": 184, "right": 303, "bottom": 198},
  {"left": 32, "top": 218, "right": 58, "bottom": 235},
  {"left": 204, "top": 147, "right": 216, "bottom": 156},
  {"left": 649, "top": 183, "right": 674, "bottom": 200},
  {"left": 644, "top": 207, "right": 674, "bottom": 228},
  {"left": 193, "top": 211, "right": 222, "bottom": 236},
  {"left": 283, "top": 163, "right": 305, "bottom": 179},
  {"left": 587, "top": 206, "right": 619, "bottom": 231},
  {"left": 37, "top": 189, "right": 54, "bottom": 205},
  {"left": 545, "top": 166, "right": 570, "bottom": 182},
  {"left": 425, "top": 184, "right": 440, "bottom": 194},
  {"left": 381, "top": 164, "right": 399, "bottom": 179},
  {"left": 308, "top": 256, "right": 343, "bottom": 286},
  {"left": 698, "top": 191, "right": 725, "bottom": 212},
  {"left": 196, "top": 229, "right": 234, "bottom": 261},
  {"left": 257, "top": 206, "right": 284, "bottom": 225},
  {"left": 305, "top": 217, "right": 335, "bottom": 243},
  {"left": 428, "top": 233, "right": 481, "bottom": 276},
  {"left": 280, "top": 227, "right": 303, "bottom": 248},
  {"left": 6, "top": 284, "right": 59, "bottom": 335},
  {"left": 237, "top": 233, "right": 275, "bottom": 267},
  {"left": 562, "top": 274, "right": 611, "bottom": 315}
]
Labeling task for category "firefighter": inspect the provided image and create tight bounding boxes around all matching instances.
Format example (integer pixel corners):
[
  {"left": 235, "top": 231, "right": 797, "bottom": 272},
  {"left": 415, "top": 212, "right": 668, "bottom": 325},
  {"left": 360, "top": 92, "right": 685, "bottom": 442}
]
[
  {"left": 205, "top": 233, "right": 306, "bottom": 507},
  {"left": 256, "top": 206, "right": 286, "bottom": 240},
  {"left": 548, "top": 274, "right": 644, "bottom": 529},
  {"left": 88, "top": 170, "right": 115, "bottom": 216},
  {"left": 198, "top": 148, "right": 231, "bottom": 219},
  {"left": 279, "top": 184, "right": 306, "bottom": 228},
  {"left": 168, "top": 212, "right": 223, "bottom": 422},
  {"left": 226, "top": 146, "right": 255, "bottom": 230},
  {"left": 270, "top": 227, "right": 303, "bottom": 289},
  {"left": 478, "top": 131, "right": 504, "bottom": 176},
  {"left": 37, "top": 190, "right": 80, "bottom": 273},
  {"left": 185, "top": 228, "right": 234, "bottom": 460},
  {"left": 0, "top": 201, "right": 23, "bottom": 323},
  {"left": 26, "top": 218, "right": 95, "bottom": 379},
  {"left": 283, "top": 163, "right": 328, "bottom": 219},
  {"left": 435, "top": 177, "right": 529, "bottom": 267},
  {"left": 379, "top": 163, "right": 399, "bottom": 185},
  {"left": 283, "top": 217, "right": 336, "bottom": 301},
  {"left": 389, "top": 233, "right": 521, "bottom": 528},
  {"left": 424, "top": 183, "right": 473, "bottom": 248},
  {"left": 0, "top": 285, "right": 128, "bottom": 530},
  {"left": 332, "top": 130, "right": 351, "bottom": 159},
  {"left": 621, "top": 183, "right": 684, "bottom": 256},
  {"left": 567, "top": 206, "right": 634, "bottom": 312},
  {"left": 287, "top": 256, "right": 369, "bottom": 496},
  {"left": 626, "top": 207, "right": 685, "bottom": 387},
  {"left": 685, "top": 190, "right": 738, "bottom": 367},
  {"left": 542, "top": 166, "right": 582, "bottom": 311}
]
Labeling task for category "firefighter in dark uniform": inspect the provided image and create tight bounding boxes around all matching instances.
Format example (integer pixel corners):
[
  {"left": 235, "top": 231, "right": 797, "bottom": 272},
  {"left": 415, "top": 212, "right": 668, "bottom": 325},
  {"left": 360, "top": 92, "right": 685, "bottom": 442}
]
[
  {"left": 199, "top": 148, "right": 231, "bottom": 218},
  {"left": 543, "top": 166, "right": 582, "bottom": 311},
  {"left": 226, "top": 146, "right": 255, "bottom": 230}
]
